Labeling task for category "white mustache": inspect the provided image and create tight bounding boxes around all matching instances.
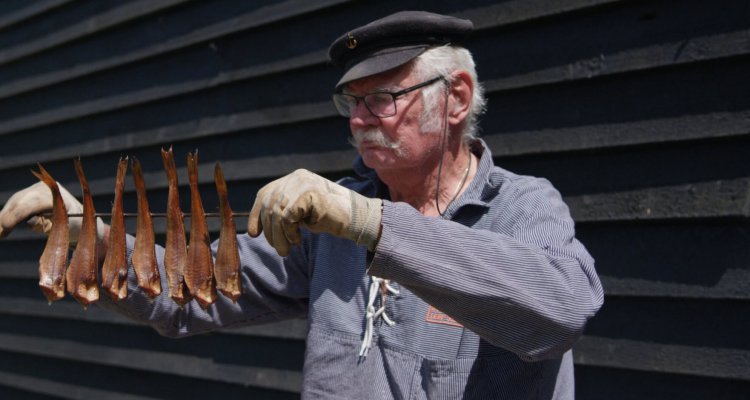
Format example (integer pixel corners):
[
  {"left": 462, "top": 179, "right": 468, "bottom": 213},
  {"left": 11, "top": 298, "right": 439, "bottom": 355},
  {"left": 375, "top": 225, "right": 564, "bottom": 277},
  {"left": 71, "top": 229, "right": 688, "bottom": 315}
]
[{"left": 349, "top": 128, "right": 402, "bottom": 150}]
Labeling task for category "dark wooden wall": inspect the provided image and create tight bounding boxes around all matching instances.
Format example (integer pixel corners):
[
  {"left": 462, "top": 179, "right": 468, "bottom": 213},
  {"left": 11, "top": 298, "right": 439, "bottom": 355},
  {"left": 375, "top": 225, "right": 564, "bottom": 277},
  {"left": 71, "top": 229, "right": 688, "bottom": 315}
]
[{"left": 0, "top": 1, "right": 747, "bottom": 398}]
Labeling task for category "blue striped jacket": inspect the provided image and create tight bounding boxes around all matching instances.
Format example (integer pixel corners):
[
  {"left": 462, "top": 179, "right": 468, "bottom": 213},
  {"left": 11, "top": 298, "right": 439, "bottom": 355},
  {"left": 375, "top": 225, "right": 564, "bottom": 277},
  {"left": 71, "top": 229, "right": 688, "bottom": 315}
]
[{"left": 102, "top": 139, "right": 603, "bottom": 399}]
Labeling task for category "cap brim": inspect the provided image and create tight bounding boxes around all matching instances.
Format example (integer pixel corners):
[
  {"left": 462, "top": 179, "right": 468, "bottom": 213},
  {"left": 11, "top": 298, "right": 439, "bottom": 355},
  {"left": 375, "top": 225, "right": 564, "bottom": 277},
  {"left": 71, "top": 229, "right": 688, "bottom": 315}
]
[{"left": 335, "top": 45, "right": 428, "bottom": 90}]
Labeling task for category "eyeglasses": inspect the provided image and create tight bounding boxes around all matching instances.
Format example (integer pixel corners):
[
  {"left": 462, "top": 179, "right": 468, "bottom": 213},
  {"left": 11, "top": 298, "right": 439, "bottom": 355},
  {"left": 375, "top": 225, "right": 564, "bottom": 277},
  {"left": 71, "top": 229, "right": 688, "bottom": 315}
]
[{"left": 332, "top": 76, "right": 444, "bottom": 118}]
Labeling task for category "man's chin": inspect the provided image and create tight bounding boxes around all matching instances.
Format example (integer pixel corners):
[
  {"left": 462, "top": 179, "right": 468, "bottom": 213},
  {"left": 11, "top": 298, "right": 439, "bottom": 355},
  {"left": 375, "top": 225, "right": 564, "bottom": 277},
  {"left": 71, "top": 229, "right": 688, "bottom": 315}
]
[{"left": 360, "top": 150, "right": 407, "bottom": 170}]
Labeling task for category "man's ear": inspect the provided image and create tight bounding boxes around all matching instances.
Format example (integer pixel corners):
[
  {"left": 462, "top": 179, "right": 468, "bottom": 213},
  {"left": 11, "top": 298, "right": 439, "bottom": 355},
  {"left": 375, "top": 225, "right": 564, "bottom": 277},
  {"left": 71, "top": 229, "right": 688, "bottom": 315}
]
[{"left": 447, "top": 70, "right": 473, "bottom": 127}]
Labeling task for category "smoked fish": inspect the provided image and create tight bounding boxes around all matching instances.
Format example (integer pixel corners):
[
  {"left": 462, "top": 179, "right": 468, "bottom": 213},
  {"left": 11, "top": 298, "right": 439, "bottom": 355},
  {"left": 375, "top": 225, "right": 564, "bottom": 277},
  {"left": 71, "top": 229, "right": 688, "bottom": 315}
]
[
  {"left": 131, "top": 157, "right": 162, "bottom": 298},
  {"left": 66, "top": 159, "right": 100, "bottom": 307},
  {"left": 186, "top": 151, "right": 217, "bottom": 309},
  {"left": 214, "top": 163, "right": 242, "bottom": 302},
  {"left": 161, "top": 147, "right": 191, "bottom": 307},
  {"left": 101, "top": 157, "right": 128, "bottom": 301},
  {"left": 31, "top": 164, "right": 69, "bottom": 303}
]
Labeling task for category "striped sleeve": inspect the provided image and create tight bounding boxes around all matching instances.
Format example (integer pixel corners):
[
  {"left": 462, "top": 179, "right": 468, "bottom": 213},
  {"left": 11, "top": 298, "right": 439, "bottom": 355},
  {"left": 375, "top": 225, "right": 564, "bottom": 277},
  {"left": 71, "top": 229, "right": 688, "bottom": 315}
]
[
  {"left": 367, "top": 176, "right": 604, "bottom": 362},
  {"left": 96, "top": 233, "right": 310, "bottom": 338}
]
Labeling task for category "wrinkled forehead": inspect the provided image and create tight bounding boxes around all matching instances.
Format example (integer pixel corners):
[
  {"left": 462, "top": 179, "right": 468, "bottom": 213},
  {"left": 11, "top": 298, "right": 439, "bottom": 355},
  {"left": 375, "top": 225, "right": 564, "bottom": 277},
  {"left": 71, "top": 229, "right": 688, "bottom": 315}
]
[{"left": 342, "top": 62, "right": 416, "bottom": 95}]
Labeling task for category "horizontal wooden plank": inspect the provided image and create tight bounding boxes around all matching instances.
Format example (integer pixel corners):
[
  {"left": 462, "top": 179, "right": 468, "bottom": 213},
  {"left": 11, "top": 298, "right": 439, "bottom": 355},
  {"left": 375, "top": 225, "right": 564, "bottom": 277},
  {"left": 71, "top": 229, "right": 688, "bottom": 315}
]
[
  {"left": 574, "top": 335, "right": 750, "bottom": 380},
  {"left": 579, "top": 222, "right": 750, "bottom": 300},
  {"left": 482, "top": 28, "right": 750, "bottom": 93},
  {"left": 1, "top": 25, "right": 747, "bottom": 146},
  {"left": 0, "top": 0, "right": 348, "bottom": 101},
  {"left": 0, "top": 348, "right": 301, "bottom": 399},
  {"left": 0, "top": 297, "right": 308, "bottom": 340},
  {"left": 0, "top": 50, "right": 329, "bottom": 140},
  {"left": 0, "top": 296, "right": 143, "bottom": 326},
  {"left": 230, "top": 318, "right": 307, "bottom": 341},
  {"left": 0, "top": 0, "right": 187, "bottom": 66},
  {"left": 0, "top": 261, "right": 36, "bottom": 279},
  {"left": 584, "top": 296, "right": 748, "bottom": 353},
  {"left": 0, "top": 101, "right": 338, "bottom": 174},
  {"left": 0, "top": 332, "right": 303, "bottom": 392},
  {"left": 487, "top": 112, "right": 750, "bottom": 157},
  {"left": 0, "top": 0, "right": 620, "bottom": 105},
  {"left": 567, "top": 177, "right": 750, "bottom": 222},
  {"left": 0, "top": 0, "right": 73, "bottom": 31},
  {"left": 458, "top": 0, "right": 623, "bottom": 29},
  {"left": 0, "top": 370, "right": 158, "bottom": 400},
  {"left": 498, "top": 131, "right": 750, "bottom": 201},
  {"left": 576, "top": 363, "right": 750, "bottom": 400},
  {"left": 599, "top": 272, "right": 750, "bottom": 299},
  {"left": 0, "top": 382, "right": 65, "bottom": 400}
]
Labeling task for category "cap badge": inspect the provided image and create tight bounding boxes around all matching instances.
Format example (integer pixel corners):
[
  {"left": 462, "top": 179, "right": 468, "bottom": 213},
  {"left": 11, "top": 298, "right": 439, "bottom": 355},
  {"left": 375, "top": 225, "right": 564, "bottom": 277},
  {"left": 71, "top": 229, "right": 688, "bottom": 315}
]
[{"left": 346, "top": 33, "right": 358, "bottom": 49}]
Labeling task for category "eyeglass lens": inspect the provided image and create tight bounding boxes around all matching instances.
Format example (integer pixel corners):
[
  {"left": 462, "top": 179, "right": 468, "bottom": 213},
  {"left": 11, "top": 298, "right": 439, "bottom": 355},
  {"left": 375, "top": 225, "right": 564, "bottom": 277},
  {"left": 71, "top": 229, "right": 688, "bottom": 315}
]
[
  {"left": 333, "top": 76, "right": 443, "bottom": 118},
  {"left": 333, "top": 93, "right": 396, "bottom": 118}
]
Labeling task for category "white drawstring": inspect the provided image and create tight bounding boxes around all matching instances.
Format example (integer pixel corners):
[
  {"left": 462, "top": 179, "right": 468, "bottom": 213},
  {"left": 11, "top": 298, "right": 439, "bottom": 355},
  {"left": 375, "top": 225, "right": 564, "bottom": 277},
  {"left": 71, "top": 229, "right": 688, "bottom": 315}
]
[{"left": 359, "top": 276, "right": 399, "bottom": 358}]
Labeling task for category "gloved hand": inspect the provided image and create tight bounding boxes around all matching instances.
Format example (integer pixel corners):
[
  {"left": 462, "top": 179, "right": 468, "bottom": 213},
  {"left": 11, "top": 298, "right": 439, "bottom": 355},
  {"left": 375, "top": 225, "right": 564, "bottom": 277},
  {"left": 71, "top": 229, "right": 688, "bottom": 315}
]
[
  {"left": 0, "top": 181, "right": 105, "bottom": 243},
  {"left": 248, "top": 169, "right": 382, "bottom": 256}
]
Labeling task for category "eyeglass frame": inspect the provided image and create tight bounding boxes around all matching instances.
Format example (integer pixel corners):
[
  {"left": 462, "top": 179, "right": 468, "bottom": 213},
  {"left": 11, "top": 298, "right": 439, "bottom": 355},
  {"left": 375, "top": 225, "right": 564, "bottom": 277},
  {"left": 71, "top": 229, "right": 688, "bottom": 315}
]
[{"left": 332, "top": 76, "right": 445, "bottom": 118}]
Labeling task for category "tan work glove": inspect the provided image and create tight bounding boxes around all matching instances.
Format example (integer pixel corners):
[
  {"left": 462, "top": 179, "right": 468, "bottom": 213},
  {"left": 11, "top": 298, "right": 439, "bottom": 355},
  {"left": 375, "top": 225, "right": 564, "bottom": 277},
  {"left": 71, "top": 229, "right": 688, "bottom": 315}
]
[
  {"left": 248, "top": 169, "right": 382, "bottom": 257},
  {"left": 0, "top": 181, "right": 105, "bottom": 243}
]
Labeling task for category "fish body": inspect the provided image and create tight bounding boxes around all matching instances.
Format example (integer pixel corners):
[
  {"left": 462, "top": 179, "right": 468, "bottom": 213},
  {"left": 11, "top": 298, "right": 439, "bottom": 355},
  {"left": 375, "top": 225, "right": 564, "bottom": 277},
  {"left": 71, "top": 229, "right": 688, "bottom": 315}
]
[
  {"left": 131, "top": 158, "right": 162, "bottom": 298},
  {"left": 161, "top": 147, "right": 190, "bottom": 307},
  {"left": 214, "top": 163, "right": 242, "bottom": 302},
  {"left": 66, "top": 159, "right": 100, "bottom": 307},
  {"left": 101, "top": 157, "right": 128, "bottom": 301},
  {"left": 186, "top": 151, "right": 217, "bottom": 309},
  {"left": 32, "top": 164, "right": 69, "bottom": 303}
]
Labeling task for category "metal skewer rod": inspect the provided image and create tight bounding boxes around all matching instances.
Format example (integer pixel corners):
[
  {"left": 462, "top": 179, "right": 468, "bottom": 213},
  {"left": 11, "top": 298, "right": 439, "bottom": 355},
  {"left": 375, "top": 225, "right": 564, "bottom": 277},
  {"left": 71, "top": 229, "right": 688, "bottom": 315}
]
[{"left": 47, "top": 212, "right": 252, "bottom": 218}]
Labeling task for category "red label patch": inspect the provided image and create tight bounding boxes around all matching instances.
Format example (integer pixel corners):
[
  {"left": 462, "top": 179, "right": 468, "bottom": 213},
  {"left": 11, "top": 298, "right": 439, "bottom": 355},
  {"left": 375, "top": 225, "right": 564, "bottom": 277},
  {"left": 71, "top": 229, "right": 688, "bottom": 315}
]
[{"left": 425, "top": 305, "right": 463, "bottom": 328}]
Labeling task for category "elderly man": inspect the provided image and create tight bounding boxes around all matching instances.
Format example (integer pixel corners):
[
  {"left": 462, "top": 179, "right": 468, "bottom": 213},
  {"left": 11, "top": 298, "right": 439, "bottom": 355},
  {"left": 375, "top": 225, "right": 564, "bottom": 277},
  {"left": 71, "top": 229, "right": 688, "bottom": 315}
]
[{"left": 0, "top": 11, "right": 602, "bottom": 399}]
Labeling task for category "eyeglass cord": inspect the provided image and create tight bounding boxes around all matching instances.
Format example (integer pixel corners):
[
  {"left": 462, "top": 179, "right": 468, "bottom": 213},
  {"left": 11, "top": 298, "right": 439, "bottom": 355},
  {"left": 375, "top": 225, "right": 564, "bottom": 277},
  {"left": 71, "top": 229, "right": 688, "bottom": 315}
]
[{"left": 435, "top": 81, "right": 471, "bottom": 218}]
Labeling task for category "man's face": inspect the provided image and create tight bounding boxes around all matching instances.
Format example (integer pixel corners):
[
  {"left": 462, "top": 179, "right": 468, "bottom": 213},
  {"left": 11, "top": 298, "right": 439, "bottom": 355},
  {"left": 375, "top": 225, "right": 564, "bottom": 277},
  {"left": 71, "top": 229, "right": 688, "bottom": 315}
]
[{"left": 345, "top": 65, "right": 443, "bottom": 172}]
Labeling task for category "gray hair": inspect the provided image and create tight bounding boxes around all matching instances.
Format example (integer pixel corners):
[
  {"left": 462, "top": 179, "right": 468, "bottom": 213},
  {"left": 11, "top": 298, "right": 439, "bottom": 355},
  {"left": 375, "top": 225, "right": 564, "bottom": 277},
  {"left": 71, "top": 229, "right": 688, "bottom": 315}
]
[{"left": 411, "top": 45, "right": 487, "bottom": 142}]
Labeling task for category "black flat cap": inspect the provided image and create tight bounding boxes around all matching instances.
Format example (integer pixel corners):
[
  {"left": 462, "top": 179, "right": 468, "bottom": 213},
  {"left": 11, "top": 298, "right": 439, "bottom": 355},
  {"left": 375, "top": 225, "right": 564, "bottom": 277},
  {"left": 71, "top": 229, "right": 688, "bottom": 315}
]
[{"left": 328, "top": 11, "right": 473, "bottom": 90}]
